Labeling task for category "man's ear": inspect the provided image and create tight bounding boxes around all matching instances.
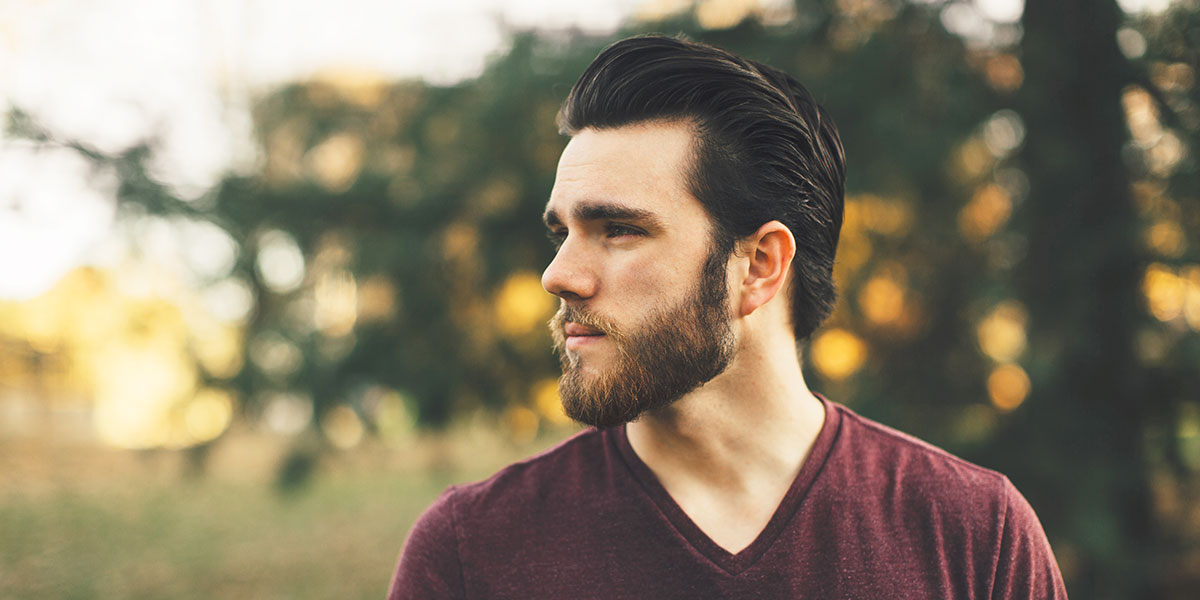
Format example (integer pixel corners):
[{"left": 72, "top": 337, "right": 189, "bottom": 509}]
[{"left": 738, "top": 220, "right": 796, "bottom": 318}]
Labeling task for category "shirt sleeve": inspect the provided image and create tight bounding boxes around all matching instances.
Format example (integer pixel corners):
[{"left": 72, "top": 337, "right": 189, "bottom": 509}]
[
  {"left": 990, "top": 478, "right": 1069, "bottom": 599},
  {"left": 387, "top": 487, "right": 466, "bottom": 600}
]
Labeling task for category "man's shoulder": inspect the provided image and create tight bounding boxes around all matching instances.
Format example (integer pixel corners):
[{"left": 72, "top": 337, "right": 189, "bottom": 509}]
[
  {"left": 438, "top": 426, "right": 615, "bottom": 521},
  {"left": 833, "top": 401, "right": 1007, "bottom": 483},
  {"left": 816, "top": 402, "right": 1025, "bottom": 573},
  {"left": 824, "top": 401, "right": 1011, "bottom": 514},
  {"left": 391, "top": 429, "right": 614, "bottom": 599},
  {"left": 820, "top": 401, "right": 1067, "bottom": 597}
]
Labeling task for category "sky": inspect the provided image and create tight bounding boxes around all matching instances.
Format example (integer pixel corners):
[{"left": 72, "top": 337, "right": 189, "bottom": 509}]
[{"left": 0, "top": 0, "right": 1177, "bottom": 301}]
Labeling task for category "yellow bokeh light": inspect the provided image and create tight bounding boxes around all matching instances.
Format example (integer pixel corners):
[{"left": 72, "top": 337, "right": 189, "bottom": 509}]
[
  {"left": 91, "top": 336, "right": 197, "bottom": 449},
  {"left": 314, "top": 269, "right": 358, "bottom": 337},
  {"left": 976, "top": 301, "right": 1028, "bottom": 363},
  {"left": 1, "top": 264, "right": 253, "bottom": 448},
  {"left": 184, "top": 388, "right": 235, "bottom": 443},
  {"left": 834, "top": 198, "right": 874, "bottom": 282},
  {"left": 861, "top": 196, "right": 914, "bottom": 237},
  {"left": 192, "top": 323, "right": 244, "bottom": 379},
  {"left": 356, "top": 275, "right": 398, "bottom": 324},
  {"left": 503, "top": 405, "right": 540, "bottom": 445},
  {"left": 959, "top": 184, "right": 1013, "bottom": 242},
  {"left": 1143, "top": 263, "right": 1185, "bottom": 322},
  {"left": 1147, "top": 131, "right": 1185, "bottom": 176},
  {"left": 833, "top": 232, "right": 872, "bottom": 284},
  {"left": 532, "top": 378, "right": 571, "bottom": 426},
  {"left": 811, "top": 328, "right": 868, "bottom": 381},
  {"left": 859, "top": 272, "right": 906, "bottom": 326},
  {"left": 954, "top": 137, "right": 994, "bottom": 182},
  {"left": 1183, "top": 266, "right": 1200, "bottom": 331},
  {"left": 9, "top": 296, "right": 64, "bottom": 353},
  {"left": 2, "top": 268, "right": 112, "bottom": 354},
  {"left": 312, "top": 68, "right": 388, "bottom": 109},
  {"left": 1150, "top": 61, "right": 1196, "bottom": 94},
  {"left": 494, "top": 272, "right": 556, "bottom": 337},
  {"left": 1144, "top": 220, "right": 1187, "bottom": 257},
  {"left": 988, "top": 363, "right": 1030, "bottom": 412},
  {"left": 321, "top": 405, "right": 364, "bottom": 449},
  {"left": 842, "top": 197, "right": 866, "bottom": 234},
  {"left": 636, "top": 0, "right": 692, "bottom": 22},
  {"left": 306, "top": 132, "right": 364, "bottom": 193},
  {"left": 845, "top": 194, "right": 913, "bottom": 238},
  {"left": 1123, "top": 86, "right": 1162, "bottom": 145},
  {"left": 696, "top": 0, "right": 757, "bottom": 29}
]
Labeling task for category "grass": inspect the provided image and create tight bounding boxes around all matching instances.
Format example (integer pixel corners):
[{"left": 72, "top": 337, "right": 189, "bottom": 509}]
[{"left": 0, "top": 425, "right": 573, "bottom": 599}]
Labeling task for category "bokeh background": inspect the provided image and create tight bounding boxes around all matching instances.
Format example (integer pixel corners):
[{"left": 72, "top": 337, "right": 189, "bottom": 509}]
[{"left": 1, "top": 0, "right": 1198, "bottom": 597}]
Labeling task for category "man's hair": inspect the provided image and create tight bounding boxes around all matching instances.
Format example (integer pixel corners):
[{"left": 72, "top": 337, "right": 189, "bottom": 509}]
[{"left": 557, "top": 35, "right": 846, "bottom": 341}]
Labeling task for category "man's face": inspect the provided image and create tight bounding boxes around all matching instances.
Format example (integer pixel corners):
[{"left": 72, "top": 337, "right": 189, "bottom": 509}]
[{"left": 542, "top": 122, "right": 736, "bottom": 429}]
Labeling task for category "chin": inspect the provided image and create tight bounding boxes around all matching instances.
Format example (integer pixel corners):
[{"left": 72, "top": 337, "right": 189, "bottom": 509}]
[
  {"left": 571, "top": 364, "right": 609, "bottom": 387},
  {"left": 568, "top": 348, "right": 615, "bottom": 371}
]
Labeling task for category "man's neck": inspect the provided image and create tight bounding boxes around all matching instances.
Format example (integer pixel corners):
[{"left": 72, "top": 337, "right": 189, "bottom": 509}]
[{"left": 624, "top": 333, "right": 825, "bottom": 553}]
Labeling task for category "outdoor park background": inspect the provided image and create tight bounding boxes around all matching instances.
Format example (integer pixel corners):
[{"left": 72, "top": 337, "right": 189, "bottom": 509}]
[{"left": 1, "top": 0, "right": 1197, "bottom": 597}]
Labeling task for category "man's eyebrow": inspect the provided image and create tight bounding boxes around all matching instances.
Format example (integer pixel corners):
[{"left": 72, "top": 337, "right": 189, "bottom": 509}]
[{"left": 543, "top": 202, "right": 665, "bottom": 229}]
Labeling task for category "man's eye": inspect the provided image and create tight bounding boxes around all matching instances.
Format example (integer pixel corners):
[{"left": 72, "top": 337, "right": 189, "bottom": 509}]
[{"left": 605, "top": 224, "right": 642, "bottom": 238}]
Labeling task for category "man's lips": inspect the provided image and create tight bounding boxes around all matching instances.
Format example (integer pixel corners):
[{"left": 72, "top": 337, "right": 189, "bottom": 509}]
[
  {"left": 563, "top": 322, "right": 605, "bottom": 349},
  {"left": 564, "top": 322, "right": 604, "bottom": 337}
]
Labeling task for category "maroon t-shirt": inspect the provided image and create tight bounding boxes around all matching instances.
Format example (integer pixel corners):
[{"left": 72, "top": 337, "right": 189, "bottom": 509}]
[{"left": 389, "top": 397, "right": 1067, "bottom": 599}]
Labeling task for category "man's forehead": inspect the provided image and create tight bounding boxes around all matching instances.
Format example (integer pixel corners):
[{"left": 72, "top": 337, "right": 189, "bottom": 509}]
[
  {"left": 555, "top": 122, "right": 697, "bottom": 173},
  {"left": 543, "top": 122, "right": 702, "bottom": 228}
]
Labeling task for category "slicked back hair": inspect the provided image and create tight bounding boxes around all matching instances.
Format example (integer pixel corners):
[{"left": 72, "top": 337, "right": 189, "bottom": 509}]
[{"left": 557, "top": 35, "right": 846, "bottom": 342}]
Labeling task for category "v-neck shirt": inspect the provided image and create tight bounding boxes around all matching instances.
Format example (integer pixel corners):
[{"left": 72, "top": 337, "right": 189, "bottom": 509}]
[
  {"left": 609, "top": 402, "right": 835, "bottom": 576},
  {"left": 389, "top": 396, "right": 1067, "bottom": 599}
]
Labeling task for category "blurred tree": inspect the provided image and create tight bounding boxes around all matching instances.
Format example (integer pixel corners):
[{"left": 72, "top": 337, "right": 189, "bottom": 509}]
[
  {"left": 1007, "top": 0, "right": 1154, "bottom": 597},
  {"left": 999, "top": 1, "right": 1198, "bottom": 597}
]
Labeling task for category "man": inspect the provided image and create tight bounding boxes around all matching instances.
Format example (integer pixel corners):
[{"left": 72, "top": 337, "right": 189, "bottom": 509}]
[{"left": 389, "top": 35, "right": 1067, "bottom": 599}]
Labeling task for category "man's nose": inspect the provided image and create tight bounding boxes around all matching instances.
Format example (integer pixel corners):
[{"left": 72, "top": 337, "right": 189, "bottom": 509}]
[{"left": 542, "top": 237, "right": 598, "bottom": 300}]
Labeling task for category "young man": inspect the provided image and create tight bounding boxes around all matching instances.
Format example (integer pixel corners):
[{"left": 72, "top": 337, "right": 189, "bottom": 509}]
[{"left": 389, "top": 35, "right": 1067, "bottom": 599}]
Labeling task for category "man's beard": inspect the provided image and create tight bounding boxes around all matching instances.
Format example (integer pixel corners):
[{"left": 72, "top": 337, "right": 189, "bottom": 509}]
[{"left": 549, "top": 248, "right": 736, "bottom": 429}]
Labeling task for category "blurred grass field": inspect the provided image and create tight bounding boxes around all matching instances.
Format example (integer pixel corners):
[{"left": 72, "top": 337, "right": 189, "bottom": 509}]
[{"left": 0, "top": 423, "right": 573, "bottom": 599}]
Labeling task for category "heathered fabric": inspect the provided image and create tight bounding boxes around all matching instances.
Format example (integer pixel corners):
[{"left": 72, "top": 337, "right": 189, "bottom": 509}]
[{"left": 388, "top": 397, "right": 1067, "bottom": 599}]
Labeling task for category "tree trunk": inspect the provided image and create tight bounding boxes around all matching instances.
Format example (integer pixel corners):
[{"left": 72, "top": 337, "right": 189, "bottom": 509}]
[{"left": 1016, "top": 0, "right": 1156, "bottom": 597}]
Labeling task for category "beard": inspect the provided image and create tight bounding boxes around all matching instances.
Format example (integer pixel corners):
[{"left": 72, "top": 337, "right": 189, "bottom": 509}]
[{"left": 549, "top": 248, "right": 736, "bottom": 429}]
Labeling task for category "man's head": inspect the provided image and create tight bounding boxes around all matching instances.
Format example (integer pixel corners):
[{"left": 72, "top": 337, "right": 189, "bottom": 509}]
[
  {"left": 543, "top": 36, "right": 845, "bottom": 428},
  {"left": 557, "top": 35, "right": 846, "bottom": 341}
]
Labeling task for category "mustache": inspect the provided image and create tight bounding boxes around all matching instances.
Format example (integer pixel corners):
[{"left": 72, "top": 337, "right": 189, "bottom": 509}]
[{"left": 549, "top": 304, "right": 625, "bottom": 348}]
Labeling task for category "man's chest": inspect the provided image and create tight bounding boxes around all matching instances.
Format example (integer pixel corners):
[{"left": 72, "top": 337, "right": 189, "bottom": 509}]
[{"left": 453, "top": 498, "right": 985, "bottom": 600}]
